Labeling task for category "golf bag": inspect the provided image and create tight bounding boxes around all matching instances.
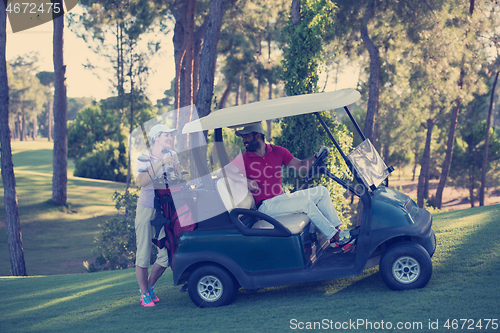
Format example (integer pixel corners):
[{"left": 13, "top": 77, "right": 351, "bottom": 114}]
[{"left": 150, "top": 182, "right": 195, "bottom": 267}]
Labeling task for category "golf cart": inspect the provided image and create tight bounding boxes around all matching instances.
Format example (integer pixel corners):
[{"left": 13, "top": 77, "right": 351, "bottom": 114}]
[{"left": 134, "top": 89, "right": 436, "bottom": 308}]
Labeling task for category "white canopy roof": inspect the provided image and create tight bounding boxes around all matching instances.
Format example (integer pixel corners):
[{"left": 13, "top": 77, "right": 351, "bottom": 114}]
[{"left": 182, "top": 89, "right": 361, "bottom": 134}]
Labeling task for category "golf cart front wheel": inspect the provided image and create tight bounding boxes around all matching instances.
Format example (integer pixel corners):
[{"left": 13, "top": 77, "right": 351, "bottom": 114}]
[
  {"left": 380, "top": 243, "right": 432, "bottom": 291},
  {"left": 188, "top": 265, "right": 238, "bottom": 308}
]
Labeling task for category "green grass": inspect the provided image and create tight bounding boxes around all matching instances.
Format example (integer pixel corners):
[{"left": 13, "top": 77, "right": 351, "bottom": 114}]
[
  {"left": 1, "top": 141, "right": 500, "bottom": 332},
  {"left": 1, "top": 205, "right": 499, "bottom": 332},
  {"left": 0, "top": 141, "right": 125, "bottom": 275}
]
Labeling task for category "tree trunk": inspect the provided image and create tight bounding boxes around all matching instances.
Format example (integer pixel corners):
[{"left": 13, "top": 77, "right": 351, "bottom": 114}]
[
  {"left": 383, "top": 118, "right": 391, "bottom": 163},
  {"left": 218, "top": 82, "right": 232, "bottom": 109},
  {"left": 126, "top": 62, "right": 135, "bottom": 190},
  {"left": 435, "top": 97, "right": 462, "bottom": 209},
  {"left": 266, "top": 82, "right": 273, "bottom": 139},
  {"left": 291, "top": 0, "right": 300, "bottom": 25},
  {"left": 52, "top": 1, "right": 68, "bottom": 206},
  {"left": 469, "top": 180, "right": 475, "bottom": 207},
  {"left": 182, "top": 0, "right": 195, "bottom": 109},
  {"left": 193, "top": 20, "right": 208, "bottom": 104},
  {"left": 117, "top": 23, "right": 125, "bottom": 101},
  {"left": 176, "top": 0, "right": 196, "bottom": 153},
  {"left": 47, "top": 97, "right": 53, "bottom": 141},
  {"left": 417, "top": 118, "right": 434, "bottom": 208},
  {"left": 0, "top": 2, "right": 27, "bottom": 276},
  {"left": 32, "top": 114, "right": 38, "bottom": 139},
  {"left": 257, "top": 79, "right": 261, "bottom": 103},
  {"left": 435, "top": 56, "right": 465, "bottom": 209},
  {"left": 268, "top": 36, "right": 272, "bottom": 61},
  {"left": 256, "top": 41, "right": 262, "bottom": 103},
  {"left": 412, "top": 141, "right": 419, "bottom": 182},
  {"left": 196, "top": 0, "right": 227, "bottom": 119},
  {"left": 173, "top": 18, "right": 185, "bottom": 112},
  {"left": 479, "top": 71, "right": 499, "bottom": 206},
  {"left": 18, "top": 115, "right": 22, "bottom": 139},
  {"left": 356, "top": 1, "right": 378, "bottom": 225},
  {"left": 235, "top": 73, "right": 241, "bottom": 106},
  {"left": 242, "top": 73, "right": 248, "bottom": 104},
  {"left": 360, "top": 1, "right": 379, "bottom": 141},
  {"left": 116, "top": 23, "right": 125, "bottom": 129},
  {"left": 15, "top": 117, "right": 20, "bottom": 140},
  {"left": 468, "top": 142, "right": 475, "bottom": 208},
  {"left": 21, "top": 109, "right": 26, "bottom": 141}
]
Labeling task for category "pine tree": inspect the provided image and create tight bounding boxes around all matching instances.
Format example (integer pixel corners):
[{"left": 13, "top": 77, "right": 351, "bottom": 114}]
[
  {"left": 278, "top": 0, "right": 352, "bottom": 221},
  {"left": 0, "top": 0, "right": 27, "bottom": 276}
]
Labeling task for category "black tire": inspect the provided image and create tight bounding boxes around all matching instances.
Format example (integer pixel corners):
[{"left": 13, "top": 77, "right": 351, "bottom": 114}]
[
  {"left": 188, "top": 265, "right": 238, "bottom": 308},
  {"left": 380, "top": 243, "right": 432, "bottom": 291}
]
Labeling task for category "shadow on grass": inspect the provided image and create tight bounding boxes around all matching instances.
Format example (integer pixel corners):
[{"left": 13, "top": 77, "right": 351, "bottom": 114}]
[
  {"left": 1, "top": 270, "right": 138, "bottom": 332},
  {"left": 12, "top": 149, "right": 54, "bottom": 174},
  {"left": 430, "top": 205, "right": 500, "bottom": 300}
]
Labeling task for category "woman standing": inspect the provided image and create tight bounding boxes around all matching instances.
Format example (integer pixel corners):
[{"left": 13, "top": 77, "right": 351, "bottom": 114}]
[{"left": 135, "top": 124, "right": 180, "bottom": 307}]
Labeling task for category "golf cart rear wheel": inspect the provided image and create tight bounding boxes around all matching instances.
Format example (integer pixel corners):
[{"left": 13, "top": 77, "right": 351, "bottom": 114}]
[
  {"left": 380, "top": 243, "right": 432, "bottom": 291},
  {"left": 188, "top": 265, "right": 238, "bottom": 308}
]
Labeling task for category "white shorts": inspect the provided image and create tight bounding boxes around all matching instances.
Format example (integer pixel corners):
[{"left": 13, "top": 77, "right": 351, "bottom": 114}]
[{"left": 135, "top": 205, "right": 170, "bottom": 268}]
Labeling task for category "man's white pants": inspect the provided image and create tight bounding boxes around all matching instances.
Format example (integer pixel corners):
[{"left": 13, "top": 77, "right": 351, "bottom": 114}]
[{"left": 257, "top": 185, "right": 341, "bottom": 239}]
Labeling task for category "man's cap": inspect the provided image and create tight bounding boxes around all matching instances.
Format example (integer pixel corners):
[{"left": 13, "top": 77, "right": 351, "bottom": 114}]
[
  {"left": 148, "top": 124, "right": 178, "bottom": 139},
  {"left": 235, "top": 123, "right": 265, "bottom": 137}
]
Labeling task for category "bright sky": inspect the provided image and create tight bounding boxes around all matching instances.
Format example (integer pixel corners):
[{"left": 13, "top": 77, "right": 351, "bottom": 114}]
[
  {"left": 5, "top": 4, "right": 175, "bottom": 102},
  {"left": 5, "top": 4, "right": 359, "bottom": 102}
]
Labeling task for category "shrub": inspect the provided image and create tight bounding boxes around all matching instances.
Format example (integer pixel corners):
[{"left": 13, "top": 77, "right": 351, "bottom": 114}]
[
  {"left": 68, "top": 105, "right": 119, "bottom": 159},
  {"left": 85, "top": 190, "right": 140, "bottom": 272},
  {"left": 74, "top": 139, "right": 127, "bottom": 182}
]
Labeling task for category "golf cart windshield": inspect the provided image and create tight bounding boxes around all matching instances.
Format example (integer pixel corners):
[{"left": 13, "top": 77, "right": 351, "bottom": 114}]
[{"left": 347, "top": 139, "right": 389, "bottom": 191}]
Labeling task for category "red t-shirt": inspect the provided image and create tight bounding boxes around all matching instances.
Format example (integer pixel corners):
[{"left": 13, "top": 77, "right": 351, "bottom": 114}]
[{"left": 230, "top": 144, "right": 294, "bottom": 205}]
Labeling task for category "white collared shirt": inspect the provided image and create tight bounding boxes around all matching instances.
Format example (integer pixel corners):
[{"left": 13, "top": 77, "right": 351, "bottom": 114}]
[{"left": 137, "top": 150, "right": 180, "bottom": 208}]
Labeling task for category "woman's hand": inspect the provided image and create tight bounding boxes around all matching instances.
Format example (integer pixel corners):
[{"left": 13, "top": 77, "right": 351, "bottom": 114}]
[{"left": 161, "top": 155, "right": 175, "bottom": 166}]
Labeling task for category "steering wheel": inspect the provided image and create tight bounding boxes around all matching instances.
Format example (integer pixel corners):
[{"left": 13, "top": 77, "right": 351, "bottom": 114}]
[{"left": 305, "top": 149, "right": 329, "bottom": 182}]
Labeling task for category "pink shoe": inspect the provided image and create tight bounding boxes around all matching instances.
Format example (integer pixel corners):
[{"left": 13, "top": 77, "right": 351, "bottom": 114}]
[
  {"left": 140, "top": 293, "right": 155, "bottom": 307},
  {"left": 148, "top": 286, "right": 160, "bottom": 302}
]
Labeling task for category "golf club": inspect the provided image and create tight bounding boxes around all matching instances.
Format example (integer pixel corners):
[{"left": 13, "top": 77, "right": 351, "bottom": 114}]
[{"left": 138, "top": 154, "right": 155, "bottom": 173}]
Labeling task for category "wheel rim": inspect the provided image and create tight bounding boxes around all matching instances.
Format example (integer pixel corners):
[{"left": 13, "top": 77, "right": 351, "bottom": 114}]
[
  {"left": 392, "top": 256, "right": 420, "bottom": 284},
  {"left": 197, "top": 275, "right": 223, "bottom": 302}
]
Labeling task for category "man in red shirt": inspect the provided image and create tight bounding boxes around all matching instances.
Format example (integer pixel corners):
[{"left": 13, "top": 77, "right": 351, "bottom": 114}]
[{"left": 219, "top": 123, "right": 353, "bottom": 250}]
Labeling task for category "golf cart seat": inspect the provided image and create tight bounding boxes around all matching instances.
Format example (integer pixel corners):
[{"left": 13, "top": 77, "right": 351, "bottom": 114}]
[{"left": 216, "top": 178, "right": 310, "bottom": 235}]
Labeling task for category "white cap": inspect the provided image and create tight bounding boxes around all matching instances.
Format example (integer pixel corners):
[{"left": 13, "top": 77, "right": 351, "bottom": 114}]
[{"left": 148, "top": 124, "right": 178, "bottom": 139}]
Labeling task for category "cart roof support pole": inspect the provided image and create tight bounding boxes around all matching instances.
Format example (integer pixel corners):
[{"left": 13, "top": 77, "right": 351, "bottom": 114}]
[
  {"left": 313, "top": 111, "right": 367, "bottom": 193},
  {"left": 314, "top": 112, "right": 348, "bottom": 162},
  {"left": 343, "top": 106, "right": 367, "bottom": 141}
]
